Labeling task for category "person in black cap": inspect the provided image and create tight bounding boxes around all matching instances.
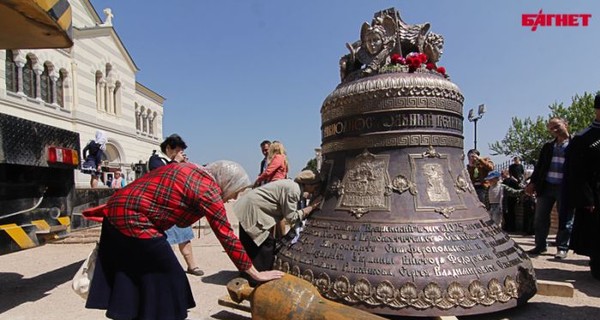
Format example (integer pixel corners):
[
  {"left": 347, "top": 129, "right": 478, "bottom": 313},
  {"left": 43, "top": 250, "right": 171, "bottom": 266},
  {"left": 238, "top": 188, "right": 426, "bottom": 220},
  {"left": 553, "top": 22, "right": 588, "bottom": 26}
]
[{"left": 566, "top": 94, "right": 600, "bottom": 279}]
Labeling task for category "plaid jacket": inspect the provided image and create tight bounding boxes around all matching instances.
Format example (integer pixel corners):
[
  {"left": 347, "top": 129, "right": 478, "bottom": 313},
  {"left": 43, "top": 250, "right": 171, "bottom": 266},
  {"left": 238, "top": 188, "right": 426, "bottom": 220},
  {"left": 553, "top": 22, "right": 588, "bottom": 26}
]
[{"left": 105, "top": 163, "right": 252, "bottom": 271}]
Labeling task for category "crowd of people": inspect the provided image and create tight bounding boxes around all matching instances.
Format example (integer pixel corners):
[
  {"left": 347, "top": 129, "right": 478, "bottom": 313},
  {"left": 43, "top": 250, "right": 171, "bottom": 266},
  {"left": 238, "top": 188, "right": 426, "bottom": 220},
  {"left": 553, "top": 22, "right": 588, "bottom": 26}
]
[
  {"left": 78, "top": 96, "right": 600, "bottom": 319},
  {"left": 467, "top": 96, "right": 600, "bottom": 281},
  {"left": 81, "top": 134, "right": 324, "bottom": 320},
  {"left": 80, "top": 130, "right": 128, "bottom": 189}
]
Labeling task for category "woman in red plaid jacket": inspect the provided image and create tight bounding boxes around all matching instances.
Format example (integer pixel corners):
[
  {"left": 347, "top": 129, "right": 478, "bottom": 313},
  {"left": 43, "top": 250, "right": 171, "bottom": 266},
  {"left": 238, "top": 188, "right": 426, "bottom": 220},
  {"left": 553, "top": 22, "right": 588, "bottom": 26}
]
[{"left": 84, "top": 161, "right": 283, "bottom": 320}]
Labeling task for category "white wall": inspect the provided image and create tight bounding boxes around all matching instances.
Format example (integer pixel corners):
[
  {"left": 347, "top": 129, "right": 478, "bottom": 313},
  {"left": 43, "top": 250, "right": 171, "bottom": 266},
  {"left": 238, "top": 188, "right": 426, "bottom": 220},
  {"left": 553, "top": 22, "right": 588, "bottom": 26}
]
[{"left": 0, "top": 0, "right": 165, "bottom": 188}]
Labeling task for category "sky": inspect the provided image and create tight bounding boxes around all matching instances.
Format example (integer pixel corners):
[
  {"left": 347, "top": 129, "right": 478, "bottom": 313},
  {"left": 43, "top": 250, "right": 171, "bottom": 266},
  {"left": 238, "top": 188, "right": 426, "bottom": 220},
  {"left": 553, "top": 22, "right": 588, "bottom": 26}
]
[{"left": 91, "top": 0, "right": 600, "bottom": 178}]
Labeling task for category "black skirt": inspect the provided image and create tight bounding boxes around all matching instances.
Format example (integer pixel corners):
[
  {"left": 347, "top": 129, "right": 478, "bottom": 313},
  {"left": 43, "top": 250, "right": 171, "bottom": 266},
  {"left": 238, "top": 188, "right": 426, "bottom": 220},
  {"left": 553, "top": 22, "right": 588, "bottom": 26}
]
[
  {"left": 81, "top": 157, "right": 99, "bottom": 176},
  {"left": 86, "top": 220, "right": 195, "bottom": 320},
  {"left": 238, "top": 225, "right": 275, "bottom": 287}
]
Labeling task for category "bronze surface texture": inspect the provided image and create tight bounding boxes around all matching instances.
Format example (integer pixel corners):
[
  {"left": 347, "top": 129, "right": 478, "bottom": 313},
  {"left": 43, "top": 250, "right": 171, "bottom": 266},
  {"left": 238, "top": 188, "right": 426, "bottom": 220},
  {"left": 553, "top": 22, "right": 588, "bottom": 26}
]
[{"left": 275, "top": 8, "right": 536, "bottom": 317}]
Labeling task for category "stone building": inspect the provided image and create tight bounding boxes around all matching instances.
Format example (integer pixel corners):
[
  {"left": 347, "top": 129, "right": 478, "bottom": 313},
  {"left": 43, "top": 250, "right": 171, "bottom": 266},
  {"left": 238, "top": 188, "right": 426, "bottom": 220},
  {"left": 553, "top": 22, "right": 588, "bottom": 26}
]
[{"left": 0, "top": 0, "right": 163, "bottom": 187}]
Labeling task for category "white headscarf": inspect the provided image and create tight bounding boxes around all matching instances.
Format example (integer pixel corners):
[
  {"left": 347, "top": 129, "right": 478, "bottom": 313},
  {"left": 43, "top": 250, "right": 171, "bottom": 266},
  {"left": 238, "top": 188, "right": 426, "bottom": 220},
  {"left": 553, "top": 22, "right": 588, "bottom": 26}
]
[
  {"left": 94, "top": 130, "right": 108, "bottom": 151},
  {"left": 204, "top": 160, "right": 251, "bottom": 200}
]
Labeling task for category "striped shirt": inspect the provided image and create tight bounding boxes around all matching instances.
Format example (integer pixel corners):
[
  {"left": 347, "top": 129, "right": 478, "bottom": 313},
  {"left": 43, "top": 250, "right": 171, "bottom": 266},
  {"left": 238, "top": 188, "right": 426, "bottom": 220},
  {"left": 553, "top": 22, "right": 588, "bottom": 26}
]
[
  {"left": 545, "top": 139, "right": 569, "bottom": 185},
  {"left": 105, "top": 162, "right": 252, "bottom": 271}
]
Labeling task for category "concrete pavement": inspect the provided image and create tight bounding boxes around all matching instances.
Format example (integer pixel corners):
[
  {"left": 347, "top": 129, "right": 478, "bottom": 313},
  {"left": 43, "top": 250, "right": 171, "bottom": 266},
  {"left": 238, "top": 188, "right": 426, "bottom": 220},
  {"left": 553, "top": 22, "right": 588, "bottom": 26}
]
[{"left": 1, "top": 203, "right": 599, "bottom": 319}]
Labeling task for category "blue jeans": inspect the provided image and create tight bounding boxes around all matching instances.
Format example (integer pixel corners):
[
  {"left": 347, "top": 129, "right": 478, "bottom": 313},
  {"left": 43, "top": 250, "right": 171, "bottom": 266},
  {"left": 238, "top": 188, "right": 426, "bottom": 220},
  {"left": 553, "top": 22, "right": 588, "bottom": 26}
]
[
  {"left": 534, "top": 184, "right": 561, "bottom": 250},
  {"left": 488, "top": 203, "right": 502, "bottom": 226}
]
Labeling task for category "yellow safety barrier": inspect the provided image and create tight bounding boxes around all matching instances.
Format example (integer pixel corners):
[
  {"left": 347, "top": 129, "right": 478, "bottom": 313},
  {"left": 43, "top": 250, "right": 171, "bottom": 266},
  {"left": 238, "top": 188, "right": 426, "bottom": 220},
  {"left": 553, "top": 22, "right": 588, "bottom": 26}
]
[
  {"left": 31, "top": 219, "right": 51, "bottom": 231},
  {"left": 1, "top": 216, "right": 71, "bottom": 252},
  {"left": 0, "top": 223, "right": 37, "bottom": 249}
]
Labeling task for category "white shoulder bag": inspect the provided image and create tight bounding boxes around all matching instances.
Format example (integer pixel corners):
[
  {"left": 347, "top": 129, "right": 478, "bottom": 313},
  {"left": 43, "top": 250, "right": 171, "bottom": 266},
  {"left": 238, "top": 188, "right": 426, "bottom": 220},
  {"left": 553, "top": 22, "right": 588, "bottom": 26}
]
[{"left": 71, "top": 242, "right": 99, "bottom": 299}]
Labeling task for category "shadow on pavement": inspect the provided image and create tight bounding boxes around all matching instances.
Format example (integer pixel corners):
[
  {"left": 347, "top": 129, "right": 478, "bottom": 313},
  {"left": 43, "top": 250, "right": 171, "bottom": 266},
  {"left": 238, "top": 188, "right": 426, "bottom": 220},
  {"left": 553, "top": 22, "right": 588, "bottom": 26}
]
[
  {"left": 210, "top": 310, "right": 250, "bottom": 320},
  {"left": 0, "top": 260, "right": 82, "bottom": 313},
  {"left": 549, "top": 258, "right": 590, "bottom": 268},
  {"left": 202, "top": 270, "right": 240, "bottom": 285},
  {"left": 460, "top": 302, "right": 600, "bottom": 320},
  {"left": 533, "top": 265, "right": 600, "bottom": 298},
  {"left": 535, "top": 267, "right": 589, "bottom": 281},
  {"left": 576, "top": 280, "right": 600, "bottom": 298}
]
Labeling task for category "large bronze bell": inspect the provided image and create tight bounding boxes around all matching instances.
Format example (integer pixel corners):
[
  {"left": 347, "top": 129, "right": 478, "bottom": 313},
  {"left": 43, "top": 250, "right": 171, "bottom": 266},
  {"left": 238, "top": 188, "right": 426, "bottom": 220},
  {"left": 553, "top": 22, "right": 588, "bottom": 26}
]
[{"left": 275, "top": 8, "right": 536, "bottom": 317}]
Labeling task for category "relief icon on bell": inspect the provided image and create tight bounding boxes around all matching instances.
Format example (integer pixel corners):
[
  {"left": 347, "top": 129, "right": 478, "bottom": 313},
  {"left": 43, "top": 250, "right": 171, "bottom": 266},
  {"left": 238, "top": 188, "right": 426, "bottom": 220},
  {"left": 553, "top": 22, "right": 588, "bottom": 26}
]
[
  {"left": 276, "top": 7, "right": 536, "bottom": 317},
  {"left": 335, "top": 150, "right": 392, "bottom": 218}
]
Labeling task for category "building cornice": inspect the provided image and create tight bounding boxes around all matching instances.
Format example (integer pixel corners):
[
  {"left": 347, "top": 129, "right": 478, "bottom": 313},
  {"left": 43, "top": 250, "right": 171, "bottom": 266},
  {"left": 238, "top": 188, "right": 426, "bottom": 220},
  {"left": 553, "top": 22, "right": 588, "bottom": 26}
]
[
  {"left": 81, "top": 0, "right": 103, "bottom": 25},
  {"left": 136, "top": 82, "right": 165, "bottom": 105}
]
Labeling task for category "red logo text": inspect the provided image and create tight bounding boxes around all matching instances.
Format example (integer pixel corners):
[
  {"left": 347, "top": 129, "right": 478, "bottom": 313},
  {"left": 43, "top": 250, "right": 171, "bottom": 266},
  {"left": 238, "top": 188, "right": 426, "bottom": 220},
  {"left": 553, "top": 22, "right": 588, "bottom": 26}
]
[{"left": 522, "top": 9, "right": 591, "bottom": 31}]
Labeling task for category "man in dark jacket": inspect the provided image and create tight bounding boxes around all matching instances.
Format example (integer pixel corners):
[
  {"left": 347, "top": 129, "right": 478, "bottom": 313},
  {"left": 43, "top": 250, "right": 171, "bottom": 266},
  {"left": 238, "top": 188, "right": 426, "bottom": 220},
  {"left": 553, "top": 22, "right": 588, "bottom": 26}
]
[
  {"left": 566, "top": 95, "right": 600, "bottom": 279},
  {"left": 259, "top": 140, "right": 271, "bottom": 175},
  {"left": 509, "top": 156, "right": 525, "bottom": 183},
  {"left": 525, "top": 117, "right": 573, "bottom": 258}
]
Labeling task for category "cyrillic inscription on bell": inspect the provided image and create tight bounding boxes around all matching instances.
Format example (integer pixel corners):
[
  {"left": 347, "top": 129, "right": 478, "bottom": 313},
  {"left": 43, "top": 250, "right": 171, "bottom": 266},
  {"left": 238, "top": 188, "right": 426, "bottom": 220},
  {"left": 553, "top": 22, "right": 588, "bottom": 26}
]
[{"left": 275, "top": 7, "right": 536, "bottom": 317}]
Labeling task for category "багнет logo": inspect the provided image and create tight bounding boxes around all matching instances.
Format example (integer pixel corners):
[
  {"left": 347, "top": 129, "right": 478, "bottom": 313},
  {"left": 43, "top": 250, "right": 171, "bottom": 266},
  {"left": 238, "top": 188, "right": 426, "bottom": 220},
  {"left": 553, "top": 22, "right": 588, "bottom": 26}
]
[{"left": 522, "top": 9, "right": 591, "bottom": 31}]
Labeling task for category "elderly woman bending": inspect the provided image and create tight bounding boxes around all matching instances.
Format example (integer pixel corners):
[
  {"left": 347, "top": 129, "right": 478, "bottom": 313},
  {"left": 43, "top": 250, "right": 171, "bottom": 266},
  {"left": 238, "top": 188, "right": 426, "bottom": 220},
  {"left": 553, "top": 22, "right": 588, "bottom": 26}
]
[{"left": 85, "top": 161, "right": 283, "bottom": 320}]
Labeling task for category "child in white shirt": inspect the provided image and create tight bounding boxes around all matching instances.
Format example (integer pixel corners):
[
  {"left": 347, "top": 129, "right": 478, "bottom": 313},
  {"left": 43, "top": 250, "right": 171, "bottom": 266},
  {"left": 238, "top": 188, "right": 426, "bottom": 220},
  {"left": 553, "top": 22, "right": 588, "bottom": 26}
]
[{"left": 484, "top": 170, "right": 523, "bottom": 226}]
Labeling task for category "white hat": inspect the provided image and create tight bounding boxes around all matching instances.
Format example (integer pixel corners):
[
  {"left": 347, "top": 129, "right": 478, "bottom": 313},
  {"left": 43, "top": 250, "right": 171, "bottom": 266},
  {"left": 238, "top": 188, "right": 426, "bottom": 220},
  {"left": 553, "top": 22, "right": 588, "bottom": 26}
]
[{"left": 204, "top": 160, "right": 251, "bottom": 200}]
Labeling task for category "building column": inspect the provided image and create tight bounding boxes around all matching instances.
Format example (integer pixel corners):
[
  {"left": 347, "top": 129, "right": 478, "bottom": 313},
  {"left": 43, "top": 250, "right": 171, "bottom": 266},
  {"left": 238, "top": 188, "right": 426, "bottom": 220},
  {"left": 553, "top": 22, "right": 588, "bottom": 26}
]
[
  {"left": 33, "top": 66, "right": 43, "bottom": 101},
  {"left": 14, "top": 59, "right": 25, "bottom": 95},
  {"left": 135, "top": 109, "right": 141, "bottom": 131},
  {"left": 142, "top": 113, "right": 148, "bottom": 133},
  {"left": 50, "top": 73, "right": 59, "bottom": 106},
  {"left": 95, "top": 77, "right": 102, "bottom": 110},
  {"left": 148, "top": 113, "right": 155, "bottom": 135},
  {"left": 99, "top": 80, "right": 106, "bottom": 111},
  {"left": 107, "top": 83, "right": 115, "bottom": 114}
]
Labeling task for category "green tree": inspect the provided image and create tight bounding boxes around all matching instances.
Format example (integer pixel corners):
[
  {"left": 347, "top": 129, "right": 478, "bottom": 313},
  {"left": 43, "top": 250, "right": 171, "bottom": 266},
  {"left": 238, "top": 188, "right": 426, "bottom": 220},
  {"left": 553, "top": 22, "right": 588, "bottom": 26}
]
[
  {"left": 303, "top": 158, "right": 318, "bottom": 172},
  {"left": 490, "top": 92, "right": 597, "bottom": 165},
  {"left": 489, "top": 116, "right": 547, "bottom": 165},
  {"left": 549, "top": 92, "right": 597, "bottom": 131}
]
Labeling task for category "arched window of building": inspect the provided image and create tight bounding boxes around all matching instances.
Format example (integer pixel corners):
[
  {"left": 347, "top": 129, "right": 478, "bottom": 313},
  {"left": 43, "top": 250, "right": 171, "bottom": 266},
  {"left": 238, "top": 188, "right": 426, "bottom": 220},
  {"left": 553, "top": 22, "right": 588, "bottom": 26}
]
[
  {"left": 141, "top": 106, "right": 147, "bottom": 133},
  {"left": 5, "top": 50, "right": 18, "bottom": 93},
  {"left": 56, "top": 70, "right": 66, "bottom": 108},
  {"left": 148, "top": 111, "right": 156, "bottom": 135},
  {"left": 23, "top": 56, "right": 36, "bottom": 98},
  {"left": 113, "top": 81, "right": 121, "bottom": 114},
  {"left": 135, "top": 103, "right": 141, "bottom": 130},
  {"left": 40, "top": 63, "right": 53, "bottom": 104},
  {"left": 103, "top": 143, "right": 121, "bottom": 165},
  {"left": 95, "top": 71, "right": 103, "bottom": 110},
  {"left": 105, "top": 63, "right": 112, "bottom": 78},
  {"left": 104, "top": 63, "right": 112, "bottom": 113}
]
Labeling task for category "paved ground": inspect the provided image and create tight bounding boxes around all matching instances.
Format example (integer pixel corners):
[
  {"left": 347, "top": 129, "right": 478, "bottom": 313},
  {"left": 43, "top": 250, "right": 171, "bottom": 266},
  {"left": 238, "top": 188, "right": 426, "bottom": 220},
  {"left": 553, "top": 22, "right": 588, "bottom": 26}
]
[{"left": 1, "top": 204, "right": 599, "bottom": 320}]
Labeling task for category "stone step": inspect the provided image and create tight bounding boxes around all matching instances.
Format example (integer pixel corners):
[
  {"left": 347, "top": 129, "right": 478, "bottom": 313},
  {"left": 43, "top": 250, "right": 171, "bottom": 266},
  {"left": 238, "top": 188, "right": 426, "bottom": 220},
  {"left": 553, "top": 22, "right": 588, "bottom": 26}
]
[{"left": 536, "top": 279, "right": 575, "bottom": 298}]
